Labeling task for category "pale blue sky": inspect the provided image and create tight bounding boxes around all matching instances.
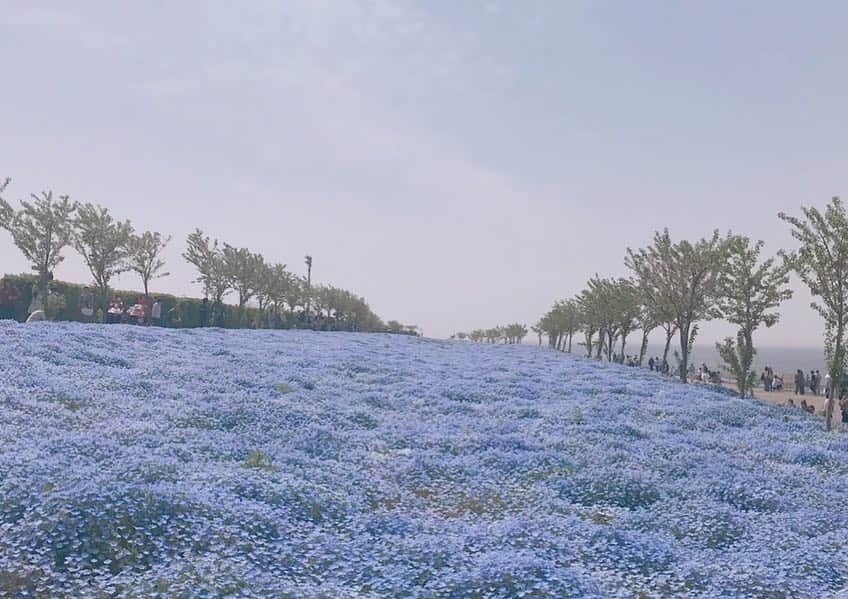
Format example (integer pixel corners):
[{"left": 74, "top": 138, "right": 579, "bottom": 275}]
[{"left": 1, "top": 1, "right": 846, "bottom": 344}]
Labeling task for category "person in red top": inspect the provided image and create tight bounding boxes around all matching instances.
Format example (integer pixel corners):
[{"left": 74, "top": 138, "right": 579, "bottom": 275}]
[
  {"left": 136, "top": 295, "right": 148, "bottom": 325},
  {"left": 0, "top": 279, "right": 22, "bottom": 321}
]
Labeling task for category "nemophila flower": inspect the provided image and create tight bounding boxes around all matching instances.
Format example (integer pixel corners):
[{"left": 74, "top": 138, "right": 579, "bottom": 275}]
[{"left": 0, "top": 320, "right": 846, "bottom": 596}]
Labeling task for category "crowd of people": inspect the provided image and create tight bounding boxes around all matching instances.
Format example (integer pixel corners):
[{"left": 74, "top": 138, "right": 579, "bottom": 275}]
[
  {"left": 787, "top": 368, "right": 825, "bottom": 396},
  {"left": 102, "top": 293, "right": 166, "bottom": 326},
  {"left": 612, "top": 351, "right": 848, "bottom": 431},
  {"left": 608, "top": 353, "right": 725, "bottom": 383},
  {"left": 0, "top": 278, "right": 190, "bottom": 327},
  {"left": 762, "top": 367, "right": 843, "bottom": 399},
  {"left": 759, "top": 367, "right": 785, "bottom": 392}
]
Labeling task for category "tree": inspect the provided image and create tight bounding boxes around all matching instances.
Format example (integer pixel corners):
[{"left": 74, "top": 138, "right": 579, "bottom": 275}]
[
  {"left": 0, "top": 185, "right": 77, "bottom": 302},
  {"left": 628, "top": 246, "right": 677, "bottom": 369},
  {"left": 503, "top": 323, "right": 528, "bottom": 344},
  {"left": 485, "top": 327, "right": 502, "bottom": 343},
  {"left": 531, "top": 323, "right": 543, "bottom": 345},
  {"left": 614, "top": 279, "right": 640, "bottom": 360},
  {"left": 127, "top": 230, "right": 171, "bottom": 297},
  {"left": 543, "top": 299, "right": 580, "bottom": 352},
  {"left": 283, "top": 274, "right": 305, "bottom": 316},
  {"left": 575, "top": 290, "right": 601, "bottom": 358},
  {"left": 223, "top": 244, "right": 264, "bottom": 325},
  {"left": 73, "top": 203, "right": 134, "bottom": 313},
  {"left": 779, "top": 197, "right": 848, "bottom": 430},
  {"left": 581, "top": 276, "right": 634, "bottom": 362},
  {"left": 255, "top": 262, "right": 288, "bottom": 327},
  {"left": 0, "top": 178, "right": 11, "bottom": 226},
  {"left": 635, "top": 302, "right": 658, "bottom": 366},
  {"left": 626, "top": 229, "right": 730, "bottom": 383},
  {"left": 713, "top": 237, "right": 792, "bottom": 398},
  {"left": 183, "top": 229, "right": 231, "bottom": 321}
]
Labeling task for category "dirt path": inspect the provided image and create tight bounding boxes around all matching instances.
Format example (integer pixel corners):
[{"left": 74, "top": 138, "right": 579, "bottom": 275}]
[{"left": 718, "top": 373, "right": 846, "bottom": 425}]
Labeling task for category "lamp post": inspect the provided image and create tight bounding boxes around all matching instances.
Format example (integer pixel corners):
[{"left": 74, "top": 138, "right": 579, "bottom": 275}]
[{"left": 304, "top": 255, "right": 312, "bottom": 324}]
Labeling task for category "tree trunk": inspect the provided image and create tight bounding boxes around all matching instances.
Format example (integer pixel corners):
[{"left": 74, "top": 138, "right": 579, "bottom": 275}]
[
  {"left": 639, "top": 331, "right": 649, "bottom": 366},
  {"left": 662, "top": 329, "right": 674, "bottom": 370},
  {"left": 100, "top": 285, "right": 109, "bottom": 322},
  {"left": 37, "top": 272, "right": 49, "bottom": 317},
  {"left": 828, "top": 321, "right": 844, "bottom": 432},
  {"left": 742, "top": 329, "right": 754, "bottom": 399},
  {"left": 567, "top": 332, "right": 573, "bottom": 353},
  {"left": 679, "top": 323, "right": 690, "bottom": 383},
  {"left": 620, "top": 334, "right": 627, "bottom": 361}
]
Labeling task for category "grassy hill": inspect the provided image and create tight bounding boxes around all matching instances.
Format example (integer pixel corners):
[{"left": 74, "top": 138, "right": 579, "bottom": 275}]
[{"left": 0, "top": 321, "right": 846, "bottom": 596}]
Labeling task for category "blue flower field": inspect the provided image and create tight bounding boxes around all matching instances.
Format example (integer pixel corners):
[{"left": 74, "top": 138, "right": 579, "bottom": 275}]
[{"left": 1, "top": 321, "right": 846, "bottom": 596}]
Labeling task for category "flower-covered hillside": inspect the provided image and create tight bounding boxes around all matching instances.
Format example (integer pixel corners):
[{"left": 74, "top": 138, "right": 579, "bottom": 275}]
[{"left": 0, "top": 321, "right": 846, "bottom": 596}]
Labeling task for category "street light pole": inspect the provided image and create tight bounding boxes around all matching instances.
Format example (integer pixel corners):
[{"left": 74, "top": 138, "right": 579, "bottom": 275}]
[{"left": 304, "top": 255, "right": 312, "bottom": 324}]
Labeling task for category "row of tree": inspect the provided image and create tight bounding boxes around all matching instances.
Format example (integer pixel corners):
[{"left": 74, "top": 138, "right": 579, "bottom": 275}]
[
  {"left": 181, "top": 229, "right": 384, "bottom": 331},
  {"left": 538, "top": 196, "right": 847, "bottom": 430},
  {"left": 0, "top": 178, "right": 398, "bottom": 333},
  {"left": 453, "top": 324, "right": 529, "bottom": 344},
  {"left": 539, "top": 232, "right": 789, "bottom": 395},
  {"left": 0, "top": 181, "right": 171, "bottom": 311}
]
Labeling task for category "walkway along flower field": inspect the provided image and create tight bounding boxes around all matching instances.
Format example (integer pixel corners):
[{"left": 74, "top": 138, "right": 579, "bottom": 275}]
[{"left": 0, "top": 321, "right": 846, "bottom": 596}]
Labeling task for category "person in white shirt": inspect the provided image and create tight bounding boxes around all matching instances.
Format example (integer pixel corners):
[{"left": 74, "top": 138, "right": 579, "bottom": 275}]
[
  {"left": 151, "top": 298, "right": 163, "bottom": 326},
  {"left": 28, "top": 287, "right": 44, "bottom": 317}
]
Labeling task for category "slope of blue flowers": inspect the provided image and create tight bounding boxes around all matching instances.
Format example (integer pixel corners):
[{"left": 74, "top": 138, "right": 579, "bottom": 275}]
[{"left": 1, "top": 321, "right": 846, "bottom": 597}]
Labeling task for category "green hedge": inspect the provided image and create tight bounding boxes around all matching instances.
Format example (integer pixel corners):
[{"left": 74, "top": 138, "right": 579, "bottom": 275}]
[
  {"left": 0, "top": 274, "right": 402, "bottom": 333},
  {"left": 2, "top": 274, "right": 257, "bottom": 329}
]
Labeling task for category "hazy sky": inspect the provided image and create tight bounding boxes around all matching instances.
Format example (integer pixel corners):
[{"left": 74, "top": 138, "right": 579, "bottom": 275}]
[{"left": 1, "top": 1, "right": 847, "bottom": 345}]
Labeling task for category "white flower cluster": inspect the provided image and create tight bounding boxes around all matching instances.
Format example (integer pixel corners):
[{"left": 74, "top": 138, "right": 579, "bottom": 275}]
[{"left": 0, "top": 320, "right": 846, "bottom": 596}]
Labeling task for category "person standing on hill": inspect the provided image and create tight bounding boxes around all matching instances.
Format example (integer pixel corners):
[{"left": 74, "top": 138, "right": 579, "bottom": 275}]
[
  {"left": 794, "top": 370, "right": 805, "bottom": 395},
  {"left": 0, "top": 279, "right": 21, "bottom": 320},
  {"left": 151, "top": 298, "right": 162, "bottom": 326},
  {"left": 648, "top": 356, "right": 655, "bottom": 372},
  {"left": 79, "top": 287, "right": 95, "bottom": 322},
  {"left": 138, "top": 295, "right": 149, "bottom": 325},
  {"left": 27, "top": 286, "right": 44, "bottom": 318},
  {"left": 824, "top": 391, "right": 836, "bottom": 432}
]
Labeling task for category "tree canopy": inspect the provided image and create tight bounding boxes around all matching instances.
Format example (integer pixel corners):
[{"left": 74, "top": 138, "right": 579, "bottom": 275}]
[
  {"left": 626, "top": 229, "right": 730, "bottom": 382},
  {"left": 713, "top": 236, "right": 792, "bottom": 398},
  {"left": 779, "top": 197, "right": 848, "bottom": 429},
  {"left": 0, "top": 186, "right": 77, "bottom": 299},
  {"left": 73, "top": 203, "right": 134, "bottom": 308}
]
